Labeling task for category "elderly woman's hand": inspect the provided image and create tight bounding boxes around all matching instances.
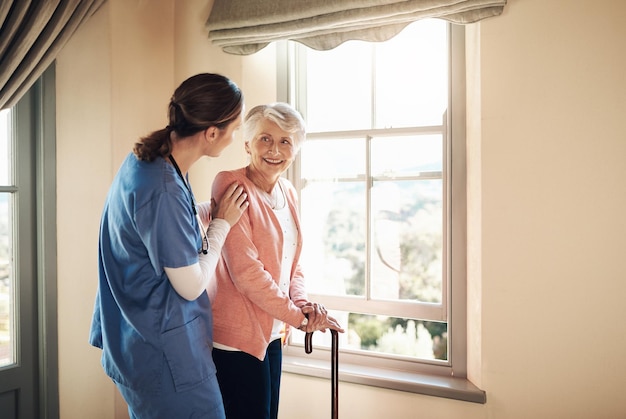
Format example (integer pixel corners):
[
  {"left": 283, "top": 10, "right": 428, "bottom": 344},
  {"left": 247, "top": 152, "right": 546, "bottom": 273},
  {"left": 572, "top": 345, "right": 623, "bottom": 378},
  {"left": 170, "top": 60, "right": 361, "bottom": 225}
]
[{"left": 300, "top": 302, "right": 345, "bottom": 334}]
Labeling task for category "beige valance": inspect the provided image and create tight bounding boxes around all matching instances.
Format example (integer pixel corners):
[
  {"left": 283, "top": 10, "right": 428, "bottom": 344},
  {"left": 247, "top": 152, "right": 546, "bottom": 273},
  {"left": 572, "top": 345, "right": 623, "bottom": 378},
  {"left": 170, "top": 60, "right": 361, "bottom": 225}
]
[
  {"left": 207, "top": 0, "right": 506, "bottom": 55},
  {"left": 0, "top": 0, "right": 106, "bottom": 110}
]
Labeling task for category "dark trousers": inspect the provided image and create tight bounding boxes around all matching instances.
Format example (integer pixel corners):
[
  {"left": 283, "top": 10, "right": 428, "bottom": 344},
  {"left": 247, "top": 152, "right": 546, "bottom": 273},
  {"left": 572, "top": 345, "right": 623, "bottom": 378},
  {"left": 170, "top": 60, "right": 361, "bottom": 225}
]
[{"left": 213, "top": 338, "right": 283, "bottom": 419}]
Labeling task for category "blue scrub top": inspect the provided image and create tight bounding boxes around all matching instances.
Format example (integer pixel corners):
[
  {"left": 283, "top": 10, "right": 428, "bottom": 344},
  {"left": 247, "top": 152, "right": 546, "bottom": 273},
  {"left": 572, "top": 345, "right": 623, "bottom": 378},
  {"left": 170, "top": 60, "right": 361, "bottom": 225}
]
[{"left": 89, "top": 153, "right": 216, "bottom": 394}]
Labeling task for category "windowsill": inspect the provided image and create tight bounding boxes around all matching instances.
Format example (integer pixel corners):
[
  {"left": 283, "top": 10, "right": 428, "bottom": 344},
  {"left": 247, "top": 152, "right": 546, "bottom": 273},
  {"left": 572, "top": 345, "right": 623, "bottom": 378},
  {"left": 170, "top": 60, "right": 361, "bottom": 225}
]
[{"left": 282, "top": 355, "right": 486, "bottom": 404}]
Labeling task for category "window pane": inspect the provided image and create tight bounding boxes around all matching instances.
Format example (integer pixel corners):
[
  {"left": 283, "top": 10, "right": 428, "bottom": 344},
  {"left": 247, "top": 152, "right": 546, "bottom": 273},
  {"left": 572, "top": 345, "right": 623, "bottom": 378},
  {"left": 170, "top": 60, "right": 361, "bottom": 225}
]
[
  {"left": 301, "top": 180, "right": 366, "bottom": 297},
  {"left": 375, "top": 20, "right": 448, "bottom": 128},
  {"left": 371, "top": 135, "right": 442, "bottom": 177},
  {"left": 291, "top": 310, "right": 448, "bottom": 361},
  {"left": 302, "top": 19, "right": 448, "bottom": 132},
  {"left": 305, "top": 42, "right": 372, "bottom": 132},
  {"left": 371, "top": 179, "right": 443, "bottom": 303},
  {"left": 301, "top": 138, "right": 365, "bottom": 179}
]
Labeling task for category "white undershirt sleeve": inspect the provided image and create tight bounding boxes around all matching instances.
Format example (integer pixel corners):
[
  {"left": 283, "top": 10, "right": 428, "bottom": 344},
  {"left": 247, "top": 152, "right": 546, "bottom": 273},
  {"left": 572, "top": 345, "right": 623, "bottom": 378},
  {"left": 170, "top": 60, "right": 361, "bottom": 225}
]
[
  {"left": 164, "top": 218, "right": 231, "bottom": 301},
  {"left": 196, "top": 201, "right": 211, "bottom": 225}
]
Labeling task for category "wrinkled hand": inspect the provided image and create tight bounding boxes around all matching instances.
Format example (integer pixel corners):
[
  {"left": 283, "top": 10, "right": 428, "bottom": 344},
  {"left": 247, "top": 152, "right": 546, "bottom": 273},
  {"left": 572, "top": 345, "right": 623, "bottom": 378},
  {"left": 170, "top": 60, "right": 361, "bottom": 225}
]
[
  {"left": 301, "top": 302, "right": 344, "bottom": 334},
  {"left": 212, "top": 182, "right": 248, "bottom": 227}
]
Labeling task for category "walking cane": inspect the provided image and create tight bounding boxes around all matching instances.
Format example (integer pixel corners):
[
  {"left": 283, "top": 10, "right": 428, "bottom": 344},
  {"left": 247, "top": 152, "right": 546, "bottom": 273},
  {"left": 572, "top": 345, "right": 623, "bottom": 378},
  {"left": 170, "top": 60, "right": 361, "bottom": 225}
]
[{"left": 305, "top": 330, "right": 339, "bottom": 419}]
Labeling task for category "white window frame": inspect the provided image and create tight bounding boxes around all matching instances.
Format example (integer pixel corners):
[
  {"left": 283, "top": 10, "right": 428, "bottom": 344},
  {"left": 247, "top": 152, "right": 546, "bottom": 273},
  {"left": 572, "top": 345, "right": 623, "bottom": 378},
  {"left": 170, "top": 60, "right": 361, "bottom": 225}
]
[{"left": 277, "top": 24, "right": 484, "bottom": 403}]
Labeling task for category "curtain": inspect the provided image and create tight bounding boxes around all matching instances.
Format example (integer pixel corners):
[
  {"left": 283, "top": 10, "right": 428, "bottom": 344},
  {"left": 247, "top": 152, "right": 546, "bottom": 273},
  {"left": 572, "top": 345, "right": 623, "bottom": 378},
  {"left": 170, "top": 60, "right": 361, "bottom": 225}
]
[
  {"left": 0, "top": 0, "right": 106, "bottom": 110},
  {"left": 206, "top": 0, "right": 506, "bottom": 55}
]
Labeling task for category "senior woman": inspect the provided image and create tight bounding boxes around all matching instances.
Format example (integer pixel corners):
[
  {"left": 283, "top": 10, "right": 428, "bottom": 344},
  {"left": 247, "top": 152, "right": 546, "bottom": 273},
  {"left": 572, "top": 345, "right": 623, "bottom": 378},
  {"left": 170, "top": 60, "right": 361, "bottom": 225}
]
[{"left": 209, "top": 102, "right": 343, "bottom": 419}]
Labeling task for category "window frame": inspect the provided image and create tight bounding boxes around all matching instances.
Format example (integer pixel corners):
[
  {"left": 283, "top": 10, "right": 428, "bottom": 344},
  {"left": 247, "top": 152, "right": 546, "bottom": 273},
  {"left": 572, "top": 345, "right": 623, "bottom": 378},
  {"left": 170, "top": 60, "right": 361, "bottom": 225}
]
[
  {"left": 278, "top": 23, "right": 484, "bottom": 403},
  {"left": 0, "top": 65, "right": 59, "bottom": 417}
]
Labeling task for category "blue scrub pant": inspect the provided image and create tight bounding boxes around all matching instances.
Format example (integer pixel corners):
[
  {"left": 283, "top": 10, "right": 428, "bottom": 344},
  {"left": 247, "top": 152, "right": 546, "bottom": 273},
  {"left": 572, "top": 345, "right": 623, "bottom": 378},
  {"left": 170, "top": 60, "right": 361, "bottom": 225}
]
[
  {"left": 114, "top": 359, "right": 226, "bottom": 419},
  {"left": 213, "top": 338, "right": 282, "bottom": 419}
]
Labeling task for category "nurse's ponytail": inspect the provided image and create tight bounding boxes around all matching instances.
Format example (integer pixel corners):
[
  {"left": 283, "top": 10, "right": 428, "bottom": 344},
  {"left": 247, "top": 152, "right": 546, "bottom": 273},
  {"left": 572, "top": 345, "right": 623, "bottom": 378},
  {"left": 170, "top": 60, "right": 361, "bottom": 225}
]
[{"left": 133, "top": 73, "right": 243, "bottom": 162}]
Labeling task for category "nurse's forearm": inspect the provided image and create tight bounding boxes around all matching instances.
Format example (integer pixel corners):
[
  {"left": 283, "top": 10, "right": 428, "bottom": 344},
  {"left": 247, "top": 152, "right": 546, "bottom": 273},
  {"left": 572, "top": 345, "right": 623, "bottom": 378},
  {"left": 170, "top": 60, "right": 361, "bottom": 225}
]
[{"left": 164, "top": 219, "right": 230, "bottom": 300}]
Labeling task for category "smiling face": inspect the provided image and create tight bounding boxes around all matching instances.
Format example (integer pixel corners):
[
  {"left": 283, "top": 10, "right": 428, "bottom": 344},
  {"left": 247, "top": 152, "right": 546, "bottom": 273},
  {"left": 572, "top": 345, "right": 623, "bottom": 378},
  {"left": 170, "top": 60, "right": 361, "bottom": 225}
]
[{"left": 245, "top": 117, "right": 296, "bottom": 182}]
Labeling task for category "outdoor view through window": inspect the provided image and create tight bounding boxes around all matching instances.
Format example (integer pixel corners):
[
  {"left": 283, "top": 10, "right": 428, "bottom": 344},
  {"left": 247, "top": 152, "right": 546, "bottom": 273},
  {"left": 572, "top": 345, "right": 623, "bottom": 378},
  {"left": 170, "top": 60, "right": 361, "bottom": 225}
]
[
  {"left": 289, "top": 19, "right": 450, "bottom": 363},
  {"left": 0, "top": 108, "right": 13, "bottom": 368}
]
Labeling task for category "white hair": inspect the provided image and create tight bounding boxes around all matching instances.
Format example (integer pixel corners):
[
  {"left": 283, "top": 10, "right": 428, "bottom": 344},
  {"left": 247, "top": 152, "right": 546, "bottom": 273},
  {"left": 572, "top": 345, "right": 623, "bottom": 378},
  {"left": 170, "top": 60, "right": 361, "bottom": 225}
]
[{"left": 243, "top": 102, "right": 306, "bottom": 149}]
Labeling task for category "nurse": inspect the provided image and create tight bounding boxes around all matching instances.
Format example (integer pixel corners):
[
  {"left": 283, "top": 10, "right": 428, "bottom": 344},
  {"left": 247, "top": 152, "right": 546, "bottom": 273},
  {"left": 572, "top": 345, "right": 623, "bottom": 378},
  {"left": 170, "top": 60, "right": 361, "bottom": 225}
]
[{"left": 89, "top": 73, "right": 248, "bottom": 418}]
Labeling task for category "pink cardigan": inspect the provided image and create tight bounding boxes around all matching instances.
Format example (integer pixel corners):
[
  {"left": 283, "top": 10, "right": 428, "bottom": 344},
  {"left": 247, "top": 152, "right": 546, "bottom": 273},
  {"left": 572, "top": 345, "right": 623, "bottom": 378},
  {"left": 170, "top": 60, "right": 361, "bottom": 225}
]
[{"left": 210, "top": 168, "right": 309, "bottom": 360}]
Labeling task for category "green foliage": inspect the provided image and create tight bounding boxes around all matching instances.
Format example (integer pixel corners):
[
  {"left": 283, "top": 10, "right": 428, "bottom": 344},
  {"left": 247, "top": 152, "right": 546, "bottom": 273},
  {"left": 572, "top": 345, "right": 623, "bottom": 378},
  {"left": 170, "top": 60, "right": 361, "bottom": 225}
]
[
  {"left": 349, "top": 314, "right": 384, "bottom": 348},
  {"left": 324, "top": 206, "right": 366, "bottom": 296},
  {"left": 350, "top": 313, "right": 448, "bottom": 360}
]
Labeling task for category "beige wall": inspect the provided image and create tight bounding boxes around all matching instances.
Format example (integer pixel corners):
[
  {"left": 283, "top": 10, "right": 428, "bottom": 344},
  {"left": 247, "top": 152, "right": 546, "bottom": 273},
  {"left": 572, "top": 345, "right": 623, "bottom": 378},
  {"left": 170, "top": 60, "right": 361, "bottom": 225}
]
[
  {"left": 55, "top": 0, "right": 626, "bottom": 418},
  {"left": 469, "top": 1, "right": 626, "bottom": 417}
]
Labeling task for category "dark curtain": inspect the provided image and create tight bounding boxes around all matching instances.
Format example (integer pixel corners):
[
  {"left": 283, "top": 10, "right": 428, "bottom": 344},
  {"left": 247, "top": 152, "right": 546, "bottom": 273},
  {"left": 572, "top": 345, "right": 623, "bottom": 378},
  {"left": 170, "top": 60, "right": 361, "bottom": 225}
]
[{"left": 0, "top": 0, "right": 106, "bottom": 110}]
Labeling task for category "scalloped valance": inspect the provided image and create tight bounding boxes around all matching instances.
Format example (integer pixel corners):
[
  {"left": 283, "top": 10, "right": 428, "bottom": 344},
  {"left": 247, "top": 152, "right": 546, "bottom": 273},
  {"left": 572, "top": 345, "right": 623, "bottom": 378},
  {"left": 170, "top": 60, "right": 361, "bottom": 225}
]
[{"left": 207, "top": 0, "right": 506, "bottom": 55}]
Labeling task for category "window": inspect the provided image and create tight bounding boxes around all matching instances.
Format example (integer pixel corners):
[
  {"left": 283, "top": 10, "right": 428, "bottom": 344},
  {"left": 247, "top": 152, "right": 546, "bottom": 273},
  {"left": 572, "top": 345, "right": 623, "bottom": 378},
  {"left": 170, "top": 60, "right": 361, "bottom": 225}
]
[
  {"left": 0, "top": 67, "right": 59, "bottom": 417},
  {"left": 280, "top": 20, "right": 482, "bottom": 402}
]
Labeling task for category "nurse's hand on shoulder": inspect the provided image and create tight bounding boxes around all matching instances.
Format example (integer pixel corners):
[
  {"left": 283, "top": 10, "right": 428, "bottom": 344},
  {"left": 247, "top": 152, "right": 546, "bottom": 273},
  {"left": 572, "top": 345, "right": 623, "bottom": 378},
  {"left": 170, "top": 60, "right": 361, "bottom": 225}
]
[{"left": 212, "top": 182, "right": 248, "bottom": 226}]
